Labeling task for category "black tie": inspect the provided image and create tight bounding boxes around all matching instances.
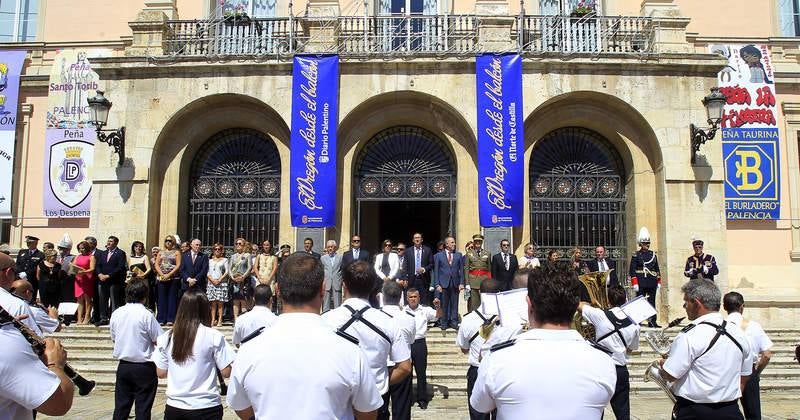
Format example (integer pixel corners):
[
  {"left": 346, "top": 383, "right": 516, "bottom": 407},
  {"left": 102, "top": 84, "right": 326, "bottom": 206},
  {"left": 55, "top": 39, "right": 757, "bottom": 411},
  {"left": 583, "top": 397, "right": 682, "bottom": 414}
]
[{"left": 381, "top": 254, "right": 391, "bottom": 276}]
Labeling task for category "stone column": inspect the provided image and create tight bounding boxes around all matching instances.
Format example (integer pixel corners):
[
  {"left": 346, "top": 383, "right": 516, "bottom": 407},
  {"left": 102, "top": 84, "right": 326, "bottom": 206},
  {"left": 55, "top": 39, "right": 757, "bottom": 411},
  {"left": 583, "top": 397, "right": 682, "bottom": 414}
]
[
  {"left": 125, "top": 10, "right": 170, "bottom": 57},
  {"left": 144, "top": 0, "right": 178, "bottom": 19},
  {"left": 640, "top": 0, "right": 692, "bottom": 54},
  {"left": 475, "top": 0, "right": 516, "bottom": 52},
  {"left": 301, "top": 0, "right": 340, "bottom": 53}
]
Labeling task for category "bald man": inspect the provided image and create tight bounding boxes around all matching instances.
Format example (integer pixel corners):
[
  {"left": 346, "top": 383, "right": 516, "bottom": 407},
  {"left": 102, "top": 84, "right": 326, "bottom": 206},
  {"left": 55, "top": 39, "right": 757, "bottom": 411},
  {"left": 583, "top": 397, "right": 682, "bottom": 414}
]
[
  {"left": 0, "top": 253, "right": 42, "bottom": 335},
  {"left": 11, "top": 279, "right": 62, "bottom": 334}
]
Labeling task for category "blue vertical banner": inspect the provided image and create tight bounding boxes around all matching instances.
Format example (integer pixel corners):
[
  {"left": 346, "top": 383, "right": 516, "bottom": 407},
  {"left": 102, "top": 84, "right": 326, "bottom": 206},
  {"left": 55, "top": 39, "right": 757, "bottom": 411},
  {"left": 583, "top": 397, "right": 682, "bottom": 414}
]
[
  {"left": 0, "top": 50, "right": 26, "bottom": 218},
  {"left": 290, "top": 55, "right": 339, "bottom": 227},
  {"left": 476, "top": 53, "right": 523, "bottom": 226}
]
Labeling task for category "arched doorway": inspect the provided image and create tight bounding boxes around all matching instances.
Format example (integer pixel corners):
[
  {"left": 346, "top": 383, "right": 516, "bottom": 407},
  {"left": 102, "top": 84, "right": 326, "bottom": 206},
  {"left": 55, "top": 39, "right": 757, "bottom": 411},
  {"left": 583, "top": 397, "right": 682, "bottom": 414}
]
[
  {"left": 188, "top": 128, "right": 281, "bottom": 251},
  {"left": 355, "top": 126, "right": 456, "bottom": 252},
  {"left": 530, "top": 127, "right": 627, "bottom": 265}
]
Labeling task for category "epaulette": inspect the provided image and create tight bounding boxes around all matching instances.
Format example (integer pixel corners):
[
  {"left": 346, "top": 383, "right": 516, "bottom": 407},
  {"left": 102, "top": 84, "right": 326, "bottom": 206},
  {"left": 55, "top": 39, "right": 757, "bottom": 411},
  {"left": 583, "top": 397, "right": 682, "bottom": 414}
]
[
  {"left": 336, "top": 329, "right": 360, "bottom": 345},
  {"left": 589, "top": 341, "right": 613, "bottom": 355},
  {"left": 490, "top": 339, "right": 516, "bottom": 352},
  {"left": 240, "top": 326, "right": 265, "bottom": 344},
  {"left": 379, "top": 309, "right": 394, "bottom": 318},
  {"left": 405, "top": 311, "right": 415, "bottom": 318},
  {"left": 680, "top": 324, "right": 696, "bottom": 334}
]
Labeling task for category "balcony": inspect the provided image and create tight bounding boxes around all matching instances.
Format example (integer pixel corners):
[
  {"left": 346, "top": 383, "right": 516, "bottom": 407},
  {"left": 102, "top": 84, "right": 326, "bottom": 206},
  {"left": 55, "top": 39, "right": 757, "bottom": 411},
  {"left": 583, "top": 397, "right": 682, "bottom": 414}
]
[{"left": 159, "top": 14, "right": 655, "bottom": 60}]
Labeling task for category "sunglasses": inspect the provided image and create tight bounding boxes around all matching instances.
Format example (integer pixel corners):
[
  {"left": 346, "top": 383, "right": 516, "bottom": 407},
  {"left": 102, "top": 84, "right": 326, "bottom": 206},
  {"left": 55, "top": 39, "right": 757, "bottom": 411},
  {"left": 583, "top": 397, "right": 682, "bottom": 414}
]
[
  {"left": 397, "top": 248, "right": 406, "bottom": 251},
  {"left": 164, "top": 239, "right": 173, "bottom": 243},
  {"left": 352, "top": 239, "right": 361, "bottom": 242}
]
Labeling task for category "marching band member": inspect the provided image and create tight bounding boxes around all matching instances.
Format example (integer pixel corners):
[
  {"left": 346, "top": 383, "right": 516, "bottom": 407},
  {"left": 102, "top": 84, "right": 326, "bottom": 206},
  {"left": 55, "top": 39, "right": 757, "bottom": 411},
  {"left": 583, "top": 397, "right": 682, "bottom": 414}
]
[
  {"left": 109, "top": 279, "right": 163, "bottom": 420},
  {"left": 323, "top": 260, "right": 411, "bottom": 420},
  {"left": 629, "top": 227, "right": 662, "bottom": 327},
  {"left": 382, "top": 281, "right": 416, "bottom": 419},
  {"left": 227, "top": 254, "right": 382, "bottom": 419},
  {"left": 405, "top": 287, "right": 438, "bottom": 410},
  {"left": 724, "top": 291, "right": 773, "bottom": 420},
  {"left": 578, "top": 285, "right": 640, "bottom": 420},
  {"left": 232, "top": 284, "right": 276, "bottom": 347},
  {"left": 659, "top": 280, "right": 752, "bottom": 420},
  {"left": 684, "top": 239, "right": 719, "bottom": 282},
  {"left": 470, "top": 267, "right": 616, "bottom": 419}
]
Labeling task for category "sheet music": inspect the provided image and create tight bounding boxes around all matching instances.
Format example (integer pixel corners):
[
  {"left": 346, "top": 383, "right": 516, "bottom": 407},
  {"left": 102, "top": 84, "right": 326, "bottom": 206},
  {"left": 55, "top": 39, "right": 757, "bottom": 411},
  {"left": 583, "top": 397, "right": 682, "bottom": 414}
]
[
  {"left": 620, "top": 295, "right": 656, "bottom": 324},
  {"left": 479, "top": 288, "right": 528, "bottom": 327},
  {"left": 57, "top": 302, "right": 79, "bottom": 316}
]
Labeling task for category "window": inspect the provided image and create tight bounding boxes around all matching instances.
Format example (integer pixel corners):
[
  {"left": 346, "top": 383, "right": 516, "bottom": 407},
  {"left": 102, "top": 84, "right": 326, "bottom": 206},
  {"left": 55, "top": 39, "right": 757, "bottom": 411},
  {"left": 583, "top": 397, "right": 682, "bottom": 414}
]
[
  {"left": 215, "top": 0, "right": 277, "bottom": 18},
  {"left": 0, "top": 0, "right": 39, "bottom": 42},
  {"left": 779, "top": 0, "right": 800, "bottom": 36}
]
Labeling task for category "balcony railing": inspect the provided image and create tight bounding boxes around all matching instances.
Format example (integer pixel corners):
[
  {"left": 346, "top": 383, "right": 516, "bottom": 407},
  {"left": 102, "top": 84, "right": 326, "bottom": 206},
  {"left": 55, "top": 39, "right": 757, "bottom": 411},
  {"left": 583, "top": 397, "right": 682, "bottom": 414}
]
[{"left": 161, "top": 14, "right": 654, "bottom": 59}]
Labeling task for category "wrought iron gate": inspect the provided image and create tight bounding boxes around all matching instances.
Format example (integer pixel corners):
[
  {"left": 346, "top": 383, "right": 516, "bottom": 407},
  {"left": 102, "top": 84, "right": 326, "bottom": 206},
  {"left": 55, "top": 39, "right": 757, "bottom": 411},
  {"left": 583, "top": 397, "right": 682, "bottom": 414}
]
[
  {"left": 355, "top": 126, "right": 456, "bottom": 234},
  {"left": 189, "top": 128, "right": 281, "bottom": 251},
  {"left": 530, "top": 127, "right": 627, "bottom": 266}
]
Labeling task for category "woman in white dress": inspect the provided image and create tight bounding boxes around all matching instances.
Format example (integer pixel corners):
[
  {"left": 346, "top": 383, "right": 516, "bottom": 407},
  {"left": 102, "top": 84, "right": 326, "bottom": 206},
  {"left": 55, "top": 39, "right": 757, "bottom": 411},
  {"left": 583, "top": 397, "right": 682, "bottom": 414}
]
[
  {"left": 518, "top": 243, "right": 541, "bottom": 269},
  {"left": 206, "top": 243, "right": 229, "bottom": 327}
]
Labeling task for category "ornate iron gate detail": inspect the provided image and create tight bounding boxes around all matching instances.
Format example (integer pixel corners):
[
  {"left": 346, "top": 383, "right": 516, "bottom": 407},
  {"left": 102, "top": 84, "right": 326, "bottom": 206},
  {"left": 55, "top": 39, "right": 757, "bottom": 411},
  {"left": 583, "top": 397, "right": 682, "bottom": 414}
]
[
  {"left": 189, "top": 128, "right": 281, "bottom": 251},
  {"left": 530, "top": 127, "right": 627, "bottom": 266},
  {"left": 355, "top": 126, "right": 456, "bottom": 231}
]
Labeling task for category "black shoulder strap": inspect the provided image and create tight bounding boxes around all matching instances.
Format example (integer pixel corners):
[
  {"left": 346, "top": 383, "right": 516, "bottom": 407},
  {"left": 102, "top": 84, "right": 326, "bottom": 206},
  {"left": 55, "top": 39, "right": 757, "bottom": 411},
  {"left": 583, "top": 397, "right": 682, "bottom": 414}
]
[
  {"left": 469, "top": 311, "right": 498, "bottom": 344},
  {"left": 490, "top": 339, "right": 516, "bottom": 352},
  {"left": 336, "top": 329, "right": 360, "bottom": 345},
  {"left": 240, "top": 326, "right": 265, "bottom": 344},
  {"left": 595, "top": 310, "right": 631, "bottom": 348},
  {"left": 405, "top": 311, "right": 415, "bottom": 318},
  {"left": 589, "top": 341, "right": 613, "bottom": 355},
  {"left": 339, "top": 305, "right": 392, "bottom": 344},
  {"left": 697, "top": 320, "right": 743, "bottom": 358}
]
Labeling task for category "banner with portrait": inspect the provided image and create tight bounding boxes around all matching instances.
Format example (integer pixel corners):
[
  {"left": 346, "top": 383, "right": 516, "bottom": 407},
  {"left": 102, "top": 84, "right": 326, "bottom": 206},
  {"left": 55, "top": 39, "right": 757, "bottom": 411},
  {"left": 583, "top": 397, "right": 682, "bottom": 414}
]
[
  {"left": 289, "top": 55, "right": 338, "bottom": 227},
  {"left": 0, "top": 50, "right": 26, "bottom": 218},
  {"left": 710, "top": 44, "right": 780, "bottom": 220},
  {"left": 476, "top": 53, "right": 523, "bottom": 227}
]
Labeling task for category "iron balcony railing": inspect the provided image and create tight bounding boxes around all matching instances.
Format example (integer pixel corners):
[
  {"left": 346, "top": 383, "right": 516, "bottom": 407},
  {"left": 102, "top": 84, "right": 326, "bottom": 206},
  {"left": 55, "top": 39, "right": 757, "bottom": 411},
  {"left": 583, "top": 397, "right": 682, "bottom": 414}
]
[{"left": 162, "top": 14, "right": 654, "bottom": 59}]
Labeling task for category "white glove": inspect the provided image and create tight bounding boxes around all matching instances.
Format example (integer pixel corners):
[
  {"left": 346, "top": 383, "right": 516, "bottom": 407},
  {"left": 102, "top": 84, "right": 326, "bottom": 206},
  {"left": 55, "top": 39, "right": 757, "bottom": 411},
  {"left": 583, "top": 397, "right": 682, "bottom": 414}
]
[
  {"left": 18, "top": 272, "right": 27, "bottom": 280},
  {"left": 703, "top": 265, "right": 709, "bottom": 274},
  {"left": 465, "top": 285, "right": 471, "bottom": 292},
  {"left": 657, "top": 283, "right": 662, "bottom": 290},
  {"left": 429, "top": 286, "right": 434, "bottom": 292},
  {"left": 633, "top": 284, "right": 639, "bottom": 292}
]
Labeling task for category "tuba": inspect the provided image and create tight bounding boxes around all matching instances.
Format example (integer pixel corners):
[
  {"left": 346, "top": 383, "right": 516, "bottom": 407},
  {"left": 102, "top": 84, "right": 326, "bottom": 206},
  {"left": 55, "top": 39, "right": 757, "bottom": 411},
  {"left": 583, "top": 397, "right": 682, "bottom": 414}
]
[
  {"left": 573, "top": 270, "right": 612, "bottom": 340},
  {"left": 642, "top": 317, "right": 685, "bottom": 403}
]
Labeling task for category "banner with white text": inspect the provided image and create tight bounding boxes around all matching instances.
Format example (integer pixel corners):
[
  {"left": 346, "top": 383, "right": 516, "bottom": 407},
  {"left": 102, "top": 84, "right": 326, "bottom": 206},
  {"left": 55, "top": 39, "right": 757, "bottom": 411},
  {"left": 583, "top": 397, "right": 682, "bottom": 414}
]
[
  {"left": 477, "top": 53, "right": 523, "bottom": 226},
  {"left": 0, "top": 50, "right": 26, "bottom": 218},
  {"left": 289, "top": 55, "right": 338, "bottom": 227},
  {"left": 711, "top": 44, "right": 780, "bottom": 220}
]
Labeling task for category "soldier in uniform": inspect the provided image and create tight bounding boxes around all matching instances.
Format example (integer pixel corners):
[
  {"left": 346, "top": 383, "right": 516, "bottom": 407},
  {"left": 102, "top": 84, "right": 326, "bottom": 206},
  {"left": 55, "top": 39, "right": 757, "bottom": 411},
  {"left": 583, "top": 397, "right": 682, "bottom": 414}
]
[
  {"left": 629, "top": 227, "right": 662, "bottom": 328},
  {"left": 464, "top": 234, "right": 491, "bottom": 313},
  {"left": 684, "top": 239, "right": 719, "bottom": 282},
  {"left": 15, "top": 235, "right": 45, "bottom": 297}
]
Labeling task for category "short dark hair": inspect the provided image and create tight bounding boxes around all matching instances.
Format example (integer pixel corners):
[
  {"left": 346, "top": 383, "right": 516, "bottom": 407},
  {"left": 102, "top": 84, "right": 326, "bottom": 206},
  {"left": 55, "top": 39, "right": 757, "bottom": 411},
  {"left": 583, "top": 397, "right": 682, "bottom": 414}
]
[
  {"left": 343, "top": 260, "right": 377, "bottom": 298},
  {"left": 277, "top": 254, "right": 323, "bottom": 306},
  {"left": 131, "top": 240, "right": 145, "bottom": 254},
  {"left": 126, "top": 278, "right": 148, "bottom": 303},
  {"left": 481, "top": 278, "right": 503, "bottom": 294},
  {"left": 607, "top": 285, "right": 627, "bottom": 307},
  {"left": 382, "top": 281, "right": 403, "bottom": 305},
  {"left": 84, "top": 236, "right": 97, "bottom": 246},
  {"left": 528, "top": 266, "right": 580, "bottom": 326},
  {"left": 304, "top": 237, "right": 313, "bottom": 244},
  {"left": 723, "top": 291, "right": 745, "bottom": 313},
  {"left": 108, "top": 236, "right": 119, "bottom": 244},
  {"left": 254, "top": 284, "right": 273, "bottom": 306}
]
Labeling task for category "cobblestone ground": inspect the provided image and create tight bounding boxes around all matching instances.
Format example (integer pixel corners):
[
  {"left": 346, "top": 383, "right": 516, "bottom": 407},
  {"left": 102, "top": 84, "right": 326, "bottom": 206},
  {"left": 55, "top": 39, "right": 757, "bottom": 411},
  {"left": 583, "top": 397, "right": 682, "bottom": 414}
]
[{"left": 38, "top": 390, "right": 800, "bottom": 419}]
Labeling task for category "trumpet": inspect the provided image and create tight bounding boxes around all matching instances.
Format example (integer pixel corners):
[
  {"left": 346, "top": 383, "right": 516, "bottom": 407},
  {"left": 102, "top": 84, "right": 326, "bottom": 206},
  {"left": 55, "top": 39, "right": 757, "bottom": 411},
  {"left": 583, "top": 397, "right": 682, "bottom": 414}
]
[{"left": 642, "top": 317, "right": 685, "bottom": 403}]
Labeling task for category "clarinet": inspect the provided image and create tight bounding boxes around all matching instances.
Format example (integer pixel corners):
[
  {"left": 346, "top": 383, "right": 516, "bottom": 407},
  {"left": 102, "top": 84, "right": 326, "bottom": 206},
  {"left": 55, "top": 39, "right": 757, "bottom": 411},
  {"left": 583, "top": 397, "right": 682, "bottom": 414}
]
[
  {"left": 217, "top": 368, "right": 228, "bottom": 396},
  {"left": 0, "top": 306, "right": 96, "bottom": 396}
]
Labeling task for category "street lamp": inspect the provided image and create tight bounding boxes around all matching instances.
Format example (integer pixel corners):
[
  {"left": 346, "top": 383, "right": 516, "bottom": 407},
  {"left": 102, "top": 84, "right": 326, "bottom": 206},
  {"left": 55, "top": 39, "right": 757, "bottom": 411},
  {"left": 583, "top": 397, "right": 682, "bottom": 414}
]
[
  {"left": 87, "top": 90, "right": 125, "bottom": 166},
  {"left": 690, "top": 87, "right": 727, "bottom": 164}
]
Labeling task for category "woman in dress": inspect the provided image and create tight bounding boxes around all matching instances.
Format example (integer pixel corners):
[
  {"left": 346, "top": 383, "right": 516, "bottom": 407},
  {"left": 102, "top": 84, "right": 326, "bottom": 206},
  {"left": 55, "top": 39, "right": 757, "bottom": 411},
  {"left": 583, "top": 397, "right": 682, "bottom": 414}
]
[
  {"left": 37, "top": 249, "right": 63, "bottom": 308},
  {"left": 128, "top": 241, "right": 152, "bottom": 306},
  {"left": 153, "top": 290, "right": 235, "bottom": 420},
  {"left": 228, "top": 238, "right": 252, "bottom": 320},
  {"left": 254, "top": 240, "right": 277, "bottom": 289},
  {"left": 206, "top": 243, "right": 229, "bottom": 327},
  {"left": 519, "top": 243, "right": 541, "bottom": 269},
  {"left": 155, "top": 235, "right": 182, "bottom": 326},
  {"left": 71, "top": 241, "right": 96, "bottom": 324}
]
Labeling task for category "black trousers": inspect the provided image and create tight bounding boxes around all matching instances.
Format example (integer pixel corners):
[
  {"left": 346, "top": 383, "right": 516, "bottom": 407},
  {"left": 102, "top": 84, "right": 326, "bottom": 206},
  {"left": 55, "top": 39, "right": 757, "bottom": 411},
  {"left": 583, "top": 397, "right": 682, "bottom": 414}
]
[
  {"left": 91, "top": 276, "right": 101, "bottom": 323},
  {"left": 410, "top": 275, "right": 429, "bottom": 305},
  {"left": 164, "top": 404, "right": 223, "bottom": 420},
  {"left": 610, "top": 365, "right": 630, "bottom": 420},
  {"left": 411, "top": 338, "right": 429, "bottom": 403},
  {"left": 637, "top": 287, "right": 658, "bottom": 325},
  {"left": 113, "top": 361, "right": 158, "bottom": 420},
  {"left": 388, "top": 374, "right": 412, "bottom": 420},
  {"left": 467, "top": 366, "right": 493, "bottom": 420},
  {"left": 741, "top": 369, "right": 761, "bottom": 420},
  {"left": 98, "top": 280, "right": 123, "bottom": 321},
  {"left": 674, "top": 397, "right": 743, "bottom": 420},
  {"left": 377, "top": 392, "right": 391, "bottom": 420}
]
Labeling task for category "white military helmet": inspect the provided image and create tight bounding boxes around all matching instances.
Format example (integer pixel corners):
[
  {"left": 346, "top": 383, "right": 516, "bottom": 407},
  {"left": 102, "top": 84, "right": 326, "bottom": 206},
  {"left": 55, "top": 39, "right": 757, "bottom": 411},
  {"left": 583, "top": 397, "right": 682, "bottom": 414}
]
[
  {"left": 57, "top": 233, "right": 73, "bottom": 249},
  {"left": 637, "top": 227, "right": 651, "bottom": 244}
]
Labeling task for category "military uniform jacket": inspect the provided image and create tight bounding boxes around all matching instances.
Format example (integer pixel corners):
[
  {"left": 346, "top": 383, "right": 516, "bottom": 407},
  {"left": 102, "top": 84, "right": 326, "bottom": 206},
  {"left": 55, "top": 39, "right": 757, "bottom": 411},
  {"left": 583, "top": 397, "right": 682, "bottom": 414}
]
[
  {"left": 683, "top": 253, "right": 719, "bottom": 282},
  {"left": 464, "top": 249, "right": 491, "bottom": 289},
  {"left": 628, "top": 250, "right": 660, "bottom": 289},
  {"left": 15, "top": 248, "right": 45, "bottom": 284}
]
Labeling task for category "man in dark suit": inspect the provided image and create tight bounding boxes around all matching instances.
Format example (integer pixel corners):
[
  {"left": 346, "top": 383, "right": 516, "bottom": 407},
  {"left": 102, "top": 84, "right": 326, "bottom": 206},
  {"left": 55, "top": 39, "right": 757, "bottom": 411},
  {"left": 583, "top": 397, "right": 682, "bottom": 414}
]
[
  {"left": 180, "top": 239, "right": 209, "bottom": 299},
  {"left": 95, "top": 235, "right": 128, "bottom": 325},
  {"left": 432, "top": 237, "right": 464, "bottom": 330},
  {"left": 341, "top": 234, "right": 371, "bottom": 270},
  {"left": 490, "top": 239, "right": 519, "bottom": 291},
  {"left": 14, "top": 235, "right": 45, "bottom": 296},
  {"left": 586, "top": 245, "right": 618, "bottom": 287},
  {"left": 405, "top": 232, "right": 433, "bottom": 305},
  {"left": 300, "top": 237, "right": 322, "bottom": 259}
]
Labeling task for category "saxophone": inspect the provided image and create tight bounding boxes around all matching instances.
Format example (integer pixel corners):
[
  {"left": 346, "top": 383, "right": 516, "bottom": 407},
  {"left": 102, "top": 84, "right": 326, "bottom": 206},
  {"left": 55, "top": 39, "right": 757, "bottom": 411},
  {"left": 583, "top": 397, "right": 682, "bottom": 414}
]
[{"left": 643, "top": 317, "right": 685, "bottom": 403}]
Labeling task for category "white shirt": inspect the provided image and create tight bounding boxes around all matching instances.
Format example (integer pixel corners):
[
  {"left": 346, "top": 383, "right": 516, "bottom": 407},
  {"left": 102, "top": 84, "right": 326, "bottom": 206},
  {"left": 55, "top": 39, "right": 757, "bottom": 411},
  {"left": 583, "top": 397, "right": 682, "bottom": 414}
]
[
  {"left": 373, "top": 252, "right": 399, "bottom": 280},
  {"left": 153, "top": 325, "right": 236, "bottom": 410},
  {"left": 727, "top": 312, "right": 774, "bottom": 363},
  {"left": 519, "top": 255, "right": 540, "bottom": 269},
  {"left": 227, "top": 313, "right": 382, "bottom": 419},
  {"left": 110, "top": 303, "right": 163, "bottom": 362},
  {"left": 323, "top": 298, "right": 411, "bottom": 394},
  {"left": 581, "top": 305, "right": 639, "bottom": 366},
  {"left": 470, "top": 328, "right": 616, "bottom": 419},
  {"left": 30, "top": 305, "right": 60, "bottom": 335},
  {"left": 457, "top": 310, "right": 497, "bottom": 367},
  {"left": 406, "top": 304, "right": 438, "bottom": 340},
  {"left": 232, "top": 305, "right": 277, "bottom": 346},
  {"left": 663, "top": 312, "right": 752, "bottom": 403},
  {"left": 0, "top": 288, "right": 42, "bottom": 335},
  {"left": 381, "top": 304, "right": 415, "bottom": 364},
  {"left": 0, "top": 324, "right": 61, "bottom": 420}
]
